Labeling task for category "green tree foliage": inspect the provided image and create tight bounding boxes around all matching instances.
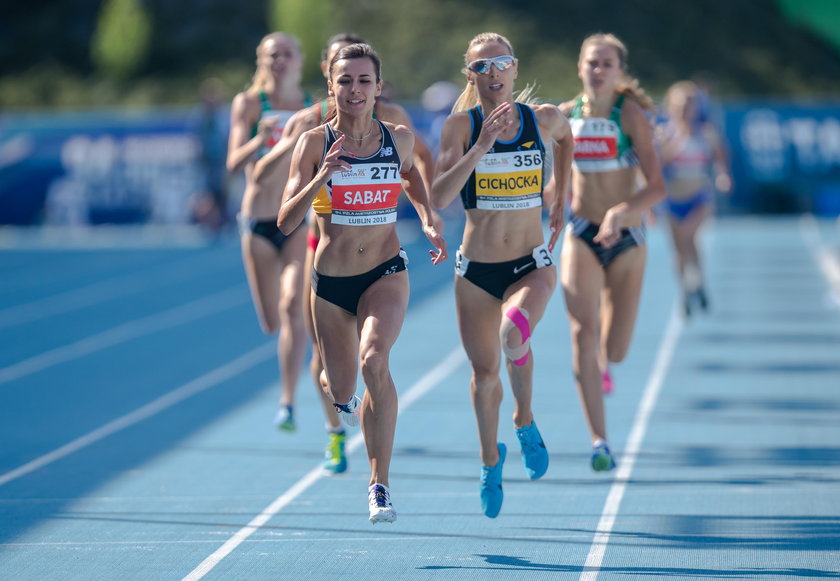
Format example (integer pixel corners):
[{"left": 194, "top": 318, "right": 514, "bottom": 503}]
[
  {"left": 91, "top": 0, "right": 152, "bottom": 80},
  {"left": 269, "top": 0, "right": 337, "bottom": 85},
  {"left": 775, "top": 0, "right": 840, "bottom": 53},
  {"left": 3, "top": 0, "right": 839, "bottom": 109},
  {"left": 330, "top": 0, "right": 582, "bottom": 102}
]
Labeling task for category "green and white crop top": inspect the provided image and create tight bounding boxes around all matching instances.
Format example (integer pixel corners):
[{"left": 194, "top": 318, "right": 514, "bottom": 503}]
[{"left": 569, "top": 94, "right": 638, "bottom": 172}]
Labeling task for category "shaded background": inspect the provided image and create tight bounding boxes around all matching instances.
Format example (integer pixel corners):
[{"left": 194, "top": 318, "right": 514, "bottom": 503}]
[{"left": 1, "top": 0, "right": 840, "bottom": 226}]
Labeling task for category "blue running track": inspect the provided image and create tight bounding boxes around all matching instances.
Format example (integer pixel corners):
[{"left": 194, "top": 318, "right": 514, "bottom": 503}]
[{"left": 1, "top": 216, "right": 839, "bottom": 580}]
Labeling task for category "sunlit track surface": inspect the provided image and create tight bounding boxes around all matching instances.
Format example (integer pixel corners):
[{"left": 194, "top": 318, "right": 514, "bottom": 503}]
[{"left": 1, "top": 217, "right": 838, "bottom": 581}]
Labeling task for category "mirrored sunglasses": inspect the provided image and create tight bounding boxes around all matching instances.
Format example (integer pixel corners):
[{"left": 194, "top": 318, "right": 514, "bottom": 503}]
[{"left": 467, "top": 55, "right": 516, "bottom": 75}]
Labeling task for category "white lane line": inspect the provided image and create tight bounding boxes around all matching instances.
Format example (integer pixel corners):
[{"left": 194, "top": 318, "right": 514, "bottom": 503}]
[
  {"left": 0, "top": 255, "right": 235, "bottom": 330},
  {"left": 579, "top": 306, "right": 683, "bottom": 581},
  {"left": 0, "top": 285, "right": 248, "bottom": 385},
  {"left": 0, "top": 342, "right": 276, "bottom": 487},
  {"left": 800, "top": 215, "right": 840, "bottom": 300},
  {"left": 182, "top": 347, "right": 467, "bottom": 581}
]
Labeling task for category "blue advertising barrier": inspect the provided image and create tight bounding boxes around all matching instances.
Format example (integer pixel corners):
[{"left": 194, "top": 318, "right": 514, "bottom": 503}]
[
  {"left": 0, "top": 107, "right": 220, "bottom": 226},
  {"left": 2, "top": 101, "right": 838, "bottom": 226},
  {"left": 722, "top": 101, "right": 840, "bottom": 215}
]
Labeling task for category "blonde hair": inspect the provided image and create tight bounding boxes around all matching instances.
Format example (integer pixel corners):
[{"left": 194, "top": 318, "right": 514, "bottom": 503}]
[
  {"left": 579, "top": 33, "right": 655, "bottom": 113},
  {"left": 247, "top": 32, "right": 302, "bottom": 93},
  {"left": 451, "top": 32, "right": 537, "bottom": 113}
]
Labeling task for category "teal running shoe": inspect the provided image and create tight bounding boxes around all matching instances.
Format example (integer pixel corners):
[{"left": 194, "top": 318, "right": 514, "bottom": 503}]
[
  {"left": 479, "top": 443, "right": 506, "bottom": 518},
  {"left": 273, "top": 405, "right": 296, "bottom": 432},
  {"left": 322, "top": 432, "right": 348, "bottom": 475},
  {"left": 515, "top": 421, "right": 548, "bottom": 479},
  {"left": 591, "top": 442, "right": 617, "bottom": 472}
]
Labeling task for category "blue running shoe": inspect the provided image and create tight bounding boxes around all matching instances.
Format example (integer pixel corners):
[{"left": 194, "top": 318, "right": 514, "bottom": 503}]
[
  {"left": 515, "top": 421, "right": 548, "bottom": 479},
  {"left": 591, "top": 442, "right": 617, "bottom": 472},
  {"left": 322, "top": 431, "right": 347, "bottom": 475},
  {"left": 479, "top": 443, "right": 506, "bottom": 518}
]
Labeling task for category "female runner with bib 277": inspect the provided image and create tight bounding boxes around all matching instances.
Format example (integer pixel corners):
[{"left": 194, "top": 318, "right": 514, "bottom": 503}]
[
  {"left": 431, "top": 32, "right": 573, "bottom": 519},
  {"left": 277, "top": 43, "right": 447, "bottom": 524}
]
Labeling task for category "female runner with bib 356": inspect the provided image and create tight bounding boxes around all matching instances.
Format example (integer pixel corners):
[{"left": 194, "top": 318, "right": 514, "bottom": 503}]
[{"left": 431, "top": 32, "right": 573, "bottom": 519}]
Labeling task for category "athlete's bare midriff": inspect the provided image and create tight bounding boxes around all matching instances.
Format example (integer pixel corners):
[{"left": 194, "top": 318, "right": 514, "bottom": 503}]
[
  {"left": 240, "top": 155, "right": 294, "bottom": 219},
  {"left": 313, "top": 217, "right": 402, "bottom": 277},
  {"left": 666, "top": 176, "right": 710, "bottom": 201},
  {"left": 571, "top": 167, "right": 643, "bottom": 227},
  {"left": 461, "top": 206, "right": 545, "bottom": 262}
]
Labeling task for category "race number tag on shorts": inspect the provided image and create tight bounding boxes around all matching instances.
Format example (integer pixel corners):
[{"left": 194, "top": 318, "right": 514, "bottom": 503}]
[
  {"left": 330, "top": 162, "right": 402, "bottom": 226},
  {"left": 475, "top": 150, "right": 543, "bottom": 210},
  {"left": 531, "top": 243, "right": 554, "bottom": 267}
]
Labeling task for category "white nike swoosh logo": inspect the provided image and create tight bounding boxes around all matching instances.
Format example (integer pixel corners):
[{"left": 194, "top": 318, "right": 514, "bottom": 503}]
[{"left": 513, "top": 262, "right": 535, "bottom": 274}]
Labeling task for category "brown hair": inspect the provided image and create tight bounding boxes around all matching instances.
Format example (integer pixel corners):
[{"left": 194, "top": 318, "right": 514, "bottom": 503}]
[
  {"left": 328, "top": 42, "right": 382, "bottom": 82},
  {"left": 323, "top": 43, "right": 382, "bottom": 124},
  {"left": 579, "top": 33, "right": 655, "bottom": 112},
  {"left": 321, "top": 33, "right": 367, "bottom": 62},
  {"left": 451, "top": 32, "right": 536, "bottom": 113}
]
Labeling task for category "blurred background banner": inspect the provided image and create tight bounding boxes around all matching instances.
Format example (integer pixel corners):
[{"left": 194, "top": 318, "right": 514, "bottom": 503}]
[
  {"left": 1, "top": 0, "right": 839, "bottom": 226},
  {"left": 0, "top": 109, "right": 206, "bottom": 226},
  {"left": 3, "top": 100, "right": 840, "bottom": 226},
  {"left": 724, "top": 101, "right": 840, "bottom": 215}
]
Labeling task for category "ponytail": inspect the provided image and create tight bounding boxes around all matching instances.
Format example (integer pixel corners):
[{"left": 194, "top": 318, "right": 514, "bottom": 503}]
[
  {"left": 451, "top": 83, "right": 478, "bottom": 114},
  {"left": 617, "top": 78, "right": 655, "bottom": 113}
]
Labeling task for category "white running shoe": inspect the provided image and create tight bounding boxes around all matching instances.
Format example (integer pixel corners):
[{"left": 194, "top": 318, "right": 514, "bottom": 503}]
[
  {"left": 368, "top": 484, "right": 397, "bottom": 524},
  {"left": 333, "top": 395, "right": 361, "bottom": 427}
]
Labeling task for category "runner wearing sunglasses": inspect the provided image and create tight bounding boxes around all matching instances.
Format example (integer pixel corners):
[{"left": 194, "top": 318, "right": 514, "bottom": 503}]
[
  {"left": 466, "top": 55, "right": 517, "bottom": 75},
  {"left": 431, "top": 32, "right": 573, "bottom": 518}
]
